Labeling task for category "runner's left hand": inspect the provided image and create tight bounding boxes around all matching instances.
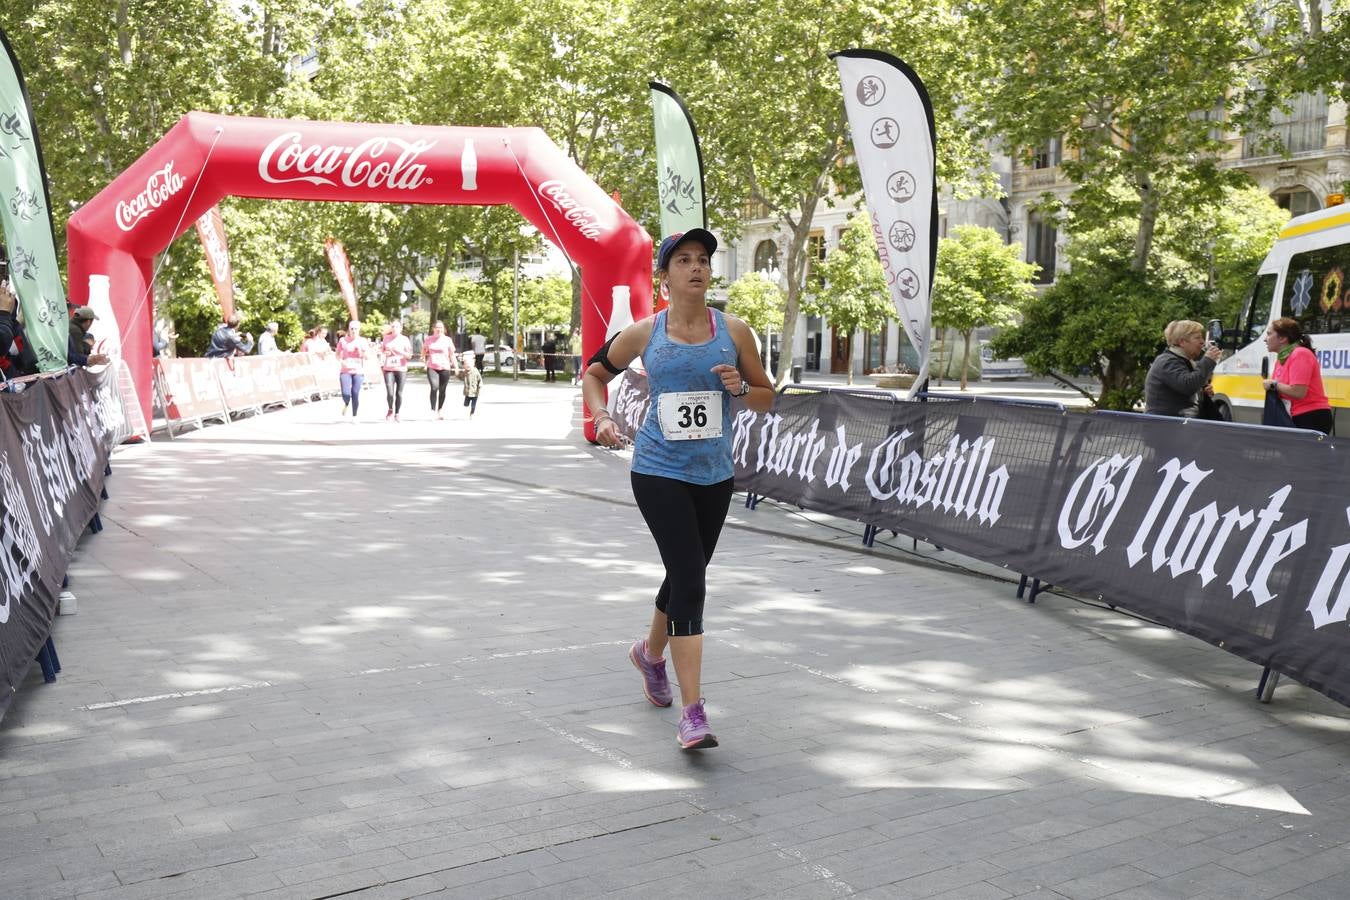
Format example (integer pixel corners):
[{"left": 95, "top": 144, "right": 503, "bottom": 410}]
[{"left": 711, "top": 363, "right": 743, "bottom": 395}]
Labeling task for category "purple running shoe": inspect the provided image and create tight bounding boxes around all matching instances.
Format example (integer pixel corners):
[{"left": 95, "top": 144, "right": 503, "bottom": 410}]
[
  {"left": 629, "top": 639, "right": 672, "bottom": 707},
  {"left": 678, "top": 699, "right": 718, "bottom": 750}
]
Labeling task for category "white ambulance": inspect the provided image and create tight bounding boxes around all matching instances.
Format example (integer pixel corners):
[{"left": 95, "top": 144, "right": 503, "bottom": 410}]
[{"left": 1210, "top": 203, "right": 1350, "bottom": 433}]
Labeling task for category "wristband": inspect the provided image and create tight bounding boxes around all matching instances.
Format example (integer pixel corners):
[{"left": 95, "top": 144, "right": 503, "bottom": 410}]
[{"left": 735, "top": 380, "right": 751, "bottom": 397}]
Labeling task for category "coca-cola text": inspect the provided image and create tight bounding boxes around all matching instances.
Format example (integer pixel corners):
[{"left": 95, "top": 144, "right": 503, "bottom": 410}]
[
  {"left": 538, "top": 180, "right": 608, "bottom": 240},
  {"left": 115, "top": 162, "right": 185, "bottom": 231},
  {"left": 258, "top": 132, "right": 435, "bottom": 191}
]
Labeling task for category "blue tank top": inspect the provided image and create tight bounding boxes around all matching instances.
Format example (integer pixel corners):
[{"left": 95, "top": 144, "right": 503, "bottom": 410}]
[{"left": 632, "top": 309, "right": 738, "bottom": 485}]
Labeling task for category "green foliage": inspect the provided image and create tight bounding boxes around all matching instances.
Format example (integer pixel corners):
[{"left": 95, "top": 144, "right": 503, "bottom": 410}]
[
  {"left": 932, "top": 225, "right": 1037, "bottom": 389},
  {"left": 405, "top": 308, "right": 431, "bottom": 340},
  {"left": 991, "top": 258, "right": 1207, "bottom": 410},
  {"left": 641, "top": 0, "right": 984, "bottom": 384},
  {"left": 802, "top": 212, "right": 893, "bottom": 381},
  {"left": 933, "top": 225, "right": 1036, "bottom": 334},
  {"left": 726, "top": 273, "right": 785, "bottom": 334},
  {"left": 967, "top": 0, "right": 1286, "bottom": 270},
  {"left": 991, "top": 179, "right": 1286, "bottom": 406},
  {"left": 1165, "top": 185, "right": 1289, "bottom": 327}
]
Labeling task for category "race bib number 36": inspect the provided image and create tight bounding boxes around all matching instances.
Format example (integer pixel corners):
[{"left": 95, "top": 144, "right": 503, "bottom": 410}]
[{"left": 657, "top": 390, "right": 723, "bottom": 441}]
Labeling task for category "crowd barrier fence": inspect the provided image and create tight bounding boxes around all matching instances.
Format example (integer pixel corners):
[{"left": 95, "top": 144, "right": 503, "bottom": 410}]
[
  {"left": 0, "top": 367, "right": 128, "bottom": 721},
  {"left": 155, "top": 353, "right": 339, "bottom": 436},
  {"left": 608, "top": 372, "right": 1350, "bottom": 710}
]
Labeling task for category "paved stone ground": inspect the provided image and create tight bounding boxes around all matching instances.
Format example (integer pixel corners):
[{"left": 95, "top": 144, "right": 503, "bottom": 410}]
[{"left": 4, "top": 379, "right": 1350, "bottom": 900}]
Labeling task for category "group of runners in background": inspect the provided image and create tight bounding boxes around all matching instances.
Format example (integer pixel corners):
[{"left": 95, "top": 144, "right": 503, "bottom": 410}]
[{"left": 303, "top": 319, "right": 482, "bottom": 422}]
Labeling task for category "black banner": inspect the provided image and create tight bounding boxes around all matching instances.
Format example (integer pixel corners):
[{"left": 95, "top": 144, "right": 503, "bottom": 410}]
[
  {"left": 609, "top": 375, "right": 1350, "bottom": 707},
  {"left": 1, "top": 370, "right": 123, "bottom": 720}
]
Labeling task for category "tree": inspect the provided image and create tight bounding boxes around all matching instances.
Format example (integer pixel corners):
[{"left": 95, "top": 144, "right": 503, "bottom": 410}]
[
  {"left": 991, "top": 178, "right": 1287, "bottom": 409},
  {"left": 726, "top": 273, "right": 786, "bottom": 372},
  {"left": 966, "top": 0, "right": 1289, "bottom": 274},
  {"left": 932, "top": 225, "right": 1037, "bottom": 390},
  {"left": 802, "top": 212, "right": 893, "bottom": 385},
  {"left": 643, "top": 0, "right": 985, "bottom": 386},
  {"left": 513, "top": 275, "right": 574, "bottom": 333},
  {"left": 1160, "top": 185, "right": 1289, "bottom": 328},
  {"left": 991, "top": 242, "right": 1207, "bottom": 411}
]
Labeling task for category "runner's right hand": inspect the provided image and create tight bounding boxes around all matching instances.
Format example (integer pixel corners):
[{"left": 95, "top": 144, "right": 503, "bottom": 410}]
[{"left": 596, "top": 417, "right": 622, "bottom": 448}]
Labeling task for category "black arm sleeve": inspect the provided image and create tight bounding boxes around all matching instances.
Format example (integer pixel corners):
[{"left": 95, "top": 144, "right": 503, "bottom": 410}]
[{"left": 587, "top": 333, "right": 626, "bottom": 375}]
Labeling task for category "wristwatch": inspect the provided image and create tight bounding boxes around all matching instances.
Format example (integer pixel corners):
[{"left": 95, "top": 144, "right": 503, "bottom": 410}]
[{"left": 735, "top": 380, "right": 752, "bottom": 397}]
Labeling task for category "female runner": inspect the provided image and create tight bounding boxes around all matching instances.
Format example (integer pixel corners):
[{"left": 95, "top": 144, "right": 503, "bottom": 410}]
[{"left": 582, "top": 229, "right": 773, "bottom": 749}]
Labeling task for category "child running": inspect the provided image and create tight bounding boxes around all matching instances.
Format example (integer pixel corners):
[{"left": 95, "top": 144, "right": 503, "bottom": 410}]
[{"left": 463, "top": 358, "right": 483, "bottom": 418}]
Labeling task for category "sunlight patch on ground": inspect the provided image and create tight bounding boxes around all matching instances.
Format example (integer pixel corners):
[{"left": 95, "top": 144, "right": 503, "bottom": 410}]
[
  {"left": 171, "top": 704, "right": 229, "bottom": 721},
  {"left": 478, "top": 571, "right": 525, "bottom": 585},
  {"left": 163, "top": 670, "right": 249, "bottom": 690},
  {"left": 840, "top": 565, "right": 888, "bottom": 576},
  {"left": 190, "top": 637, "right": 257, "bottom": 662},
  {"left": 1074, "top": 756, "right": 1311, "bottom": 814},
  {"left": 341, "top": 605, "right": 414, "bottom": 621},
  {"left": 125, "top": 568, "right": 186, "bottom": 582},
  {"left": 578, "top": 764, "right": 698, "bottom": 792},
  {"left": 7, "top": 720, "right": 72, "bottom": 739},
  {"left": 131, "top": 514, "right": 185, "bottom": 528}
]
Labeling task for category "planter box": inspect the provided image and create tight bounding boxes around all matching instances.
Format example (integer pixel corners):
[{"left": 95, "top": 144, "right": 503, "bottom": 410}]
[{"left": 868, "top": 373, "right": 916, "bottom": 391}]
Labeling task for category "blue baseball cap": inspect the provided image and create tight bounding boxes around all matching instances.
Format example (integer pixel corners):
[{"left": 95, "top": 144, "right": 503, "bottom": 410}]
[{"left": 656, "top": 228, "right": 718, "bottom": 271}]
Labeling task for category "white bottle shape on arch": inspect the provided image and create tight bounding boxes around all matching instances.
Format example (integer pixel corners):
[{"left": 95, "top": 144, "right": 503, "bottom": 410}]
[{"left": 461, "top": 138, "right": 478, "bottom": 191}]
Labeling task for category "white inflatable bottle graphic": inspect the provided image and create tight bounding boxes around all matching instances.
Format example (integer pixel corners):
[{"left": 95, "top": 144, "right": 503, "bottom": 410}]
[
  {"left": 461, "top": 138, "right": 478, "bottom": 191},
  {"left": 608, "top": 284, "right": 641, "bottom": 372},
  {"left": 607, "top": 285, "right": 633, "bottom": 339},
  {"left": 86, "top": 274, "right": 122, "bottom": 357}
]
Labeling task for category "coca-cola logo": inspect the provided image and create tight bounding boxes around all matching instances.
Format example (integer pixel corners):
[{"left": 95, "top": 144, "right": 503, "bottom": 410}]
[
  {"left": 258, "top": 132, "right": 435, "bottom": 191},
  {"left": 115, "top": 162, "right": 185, "bottom": 231},
  {"left": 538, "top": 180, "right": 608, "bottom": 240}
]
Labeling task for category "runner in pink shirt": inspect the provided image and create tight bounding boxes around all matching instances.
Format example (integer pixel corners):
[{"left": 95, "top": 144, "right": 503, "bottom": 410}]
[
  {"left": 422, "top": 320, "right": 460, "bottom": 420},
  {"left": 336, "top": 321, "right": 369, "bottom": 420},
  {"left": 380, "top": 320, "right": 413, "bottom": 421},
  {"left": 301, "top": 326, "right": 331, "bottom": 357}
]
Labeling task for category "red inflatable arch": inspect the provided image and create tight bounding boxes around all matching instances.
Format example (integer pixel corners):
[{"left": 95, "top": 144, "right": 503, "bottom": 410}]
[{"left": 66, "top": 112, "right": 653, "bottom": 437}]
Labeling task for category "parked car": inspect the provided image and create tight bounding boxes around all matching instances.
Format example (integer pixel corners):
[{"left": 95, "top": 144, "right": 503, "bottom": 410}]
[
  {"left": 980, "top": 342, "right": 1028, "bottom": 380},
  {"left": 482, "top": 344, "right": 530, "bottom": 371}
]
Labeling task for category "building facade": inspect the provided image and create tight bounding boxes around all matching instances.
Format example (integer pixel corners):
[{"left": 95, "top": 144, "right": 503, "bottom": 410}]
[{"left": 734, "top": 92, "right": 1350, "bottom": 380}]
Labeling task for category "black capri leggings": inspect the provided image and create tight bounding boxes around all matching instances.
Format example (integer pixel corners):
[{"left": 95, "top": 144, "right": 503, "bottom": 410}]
[
  {"left": 383, "top": 370, "right": 406, "bottom": 413},
  {"left": 1293, "top": 408, "right": 1335, "bottom": 435},
  {"left": 630, "top": 472, "right": 734, "bottom": 637},
  {"left": 427, "top": 368, "right": 451, "bottom": 410}
]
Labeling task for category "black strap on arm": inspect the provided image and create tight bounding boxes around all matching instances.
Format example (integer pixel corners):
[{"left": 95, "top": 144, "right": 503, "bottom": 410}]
[{"left": 587, "top": 333, "right": 626, "bottom": 375}]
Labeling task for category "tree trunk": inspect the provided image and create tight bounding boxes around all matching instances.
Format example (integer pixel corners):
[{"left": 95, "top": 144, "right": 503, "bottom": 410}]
[
  {"left": 116, "top": 1, "right": 133, "bottom": 65},
  {"left": 777, "top": 235, "right": 805, "bottom": 388},
  {"left": 1131, "top": 173, "right": 1158, "bottom": 273},
  {"left": 960, "top": 330, "right": 972, "bottom": 391},
  {"left": 844, "top": 334, "right": 853, "bottom": 385},
  {"left": 570, "top": 268, "right": 582, "bottom": 334}
]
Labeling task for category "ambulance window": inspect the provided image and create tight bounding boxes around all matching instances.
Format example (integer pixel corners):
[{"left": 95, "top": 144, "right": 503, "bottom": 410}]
[
  {"left": 1283, "top": 246, "right": 1350, "bottom": 334},
  {"left": 1242, "top": 273, "right": 1277, "bottom": 344}
]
